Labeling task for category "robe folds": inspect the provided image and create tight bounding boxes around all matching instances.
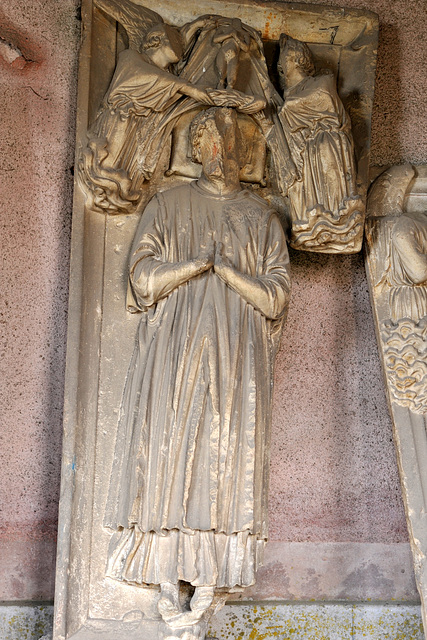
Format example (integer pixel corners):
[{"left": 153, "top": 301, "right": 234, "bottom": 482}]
[
  {"left": 389, "top": 212, "right": 427, "bottom": 322},
  {"left": 104, "top": 181, "right": 290, "bottom": 587},
  {"left": 91, "top": 49, "right": 189, "bottom": 183},
  {"left": 278, "top": 72, "right": 360, "bottom": 221}
]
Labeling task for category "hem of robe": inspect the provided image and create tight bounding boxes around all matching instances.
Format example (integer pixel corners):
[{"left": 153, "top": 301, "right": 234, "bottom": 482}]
[{"left": 106, "top": 527, "right": 265, "bottom": 588}]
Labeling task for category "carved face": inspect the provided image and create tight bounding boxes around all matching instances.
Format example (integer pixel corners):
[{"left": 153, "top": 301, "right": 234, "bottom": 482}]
[
  {"left": 277, "top": 36, "right": 314, "bottom": 89},
  {"left": 198, "top": 117, "right": 225, "bottom": 178},
  {"left": 277, "top": 47, "right": 298, "bottom": 82},
  {"left": 162, "top": 24, "right": 184, "bottom": 63},
  {"left": 145, "top": 23, "right": 184, "bottom": 69},
  {"left": 196, "top": 109, "right": 240, "bottom": 184}
]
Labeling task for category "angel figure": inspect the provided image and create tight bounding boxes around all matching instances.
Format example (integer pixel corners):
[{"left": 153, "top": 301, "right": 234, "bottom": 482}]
[
  {"left": 260, "top": 35, "right": 364, "bottom": 252},
  {"left": 366, "top": 165, "right": 427, "bottom": 323},
  {"left": 78, "top": 0, "right": 216, "bottom": 214}
]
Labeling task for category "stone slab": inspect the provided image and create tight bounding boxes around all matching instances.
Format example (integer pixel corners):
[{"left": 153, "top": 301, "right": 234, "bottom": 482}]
[
  {"left": 239, "top": 542, "right": 418, "bottom": 602},
  {"left": 1, "top": 603, "right": 423, "bottom": 640},
  {"left": 53, "top": 2, "right": 381, "bottom": 638},
  {"left": 209, "top": 603, "right": 424, "bottom": 640}
]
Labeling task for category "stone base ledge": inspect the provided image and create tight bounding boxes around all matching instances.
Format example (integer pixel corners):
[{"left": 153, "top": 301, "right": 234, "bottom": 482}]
[
  {"left": 0, "top": 602, "right": 423, "bottom": 640},
  {"left": 0, "top": 539, "right": 56, "bottom": 601}
]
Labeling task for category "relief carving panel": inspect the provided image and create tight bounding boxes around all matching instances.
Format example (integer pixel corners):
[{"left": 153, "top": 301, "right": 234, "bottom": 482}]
[{"left": 54, "top": 2, "right": 378, "bottom": 639}]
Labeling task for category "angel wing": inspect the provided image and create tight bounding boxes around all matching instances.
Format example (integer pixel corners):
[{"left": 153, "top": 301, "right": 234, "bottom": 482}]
[
  {"left": 94, "top": 0, "right": 163, "bottom": 50},
  {"left": 367, "top": 164, "right": 415, "bottom": 218}
]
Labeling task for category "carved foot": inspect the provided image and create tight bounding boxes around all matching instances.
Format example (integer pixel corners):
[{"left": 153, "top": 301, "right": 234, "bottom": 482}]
[
  {"left": 158, "top": 582, "right": 181, "bottom": 621},
  {"left": 161, "top": 586, "right": 215, "bottom": 629},
  {"left": 190, "top": 586, "right": 215, "bottom": 614}
]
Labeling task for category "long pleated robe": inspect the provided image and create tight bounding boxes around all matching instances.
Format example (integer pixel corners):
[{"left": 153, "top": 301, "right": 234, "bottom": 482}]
[
  {"left": 278, "top": 72, "right": 361, "bottom": 222},
  {"left": 104, "top": 181, "right": 290, "bottom": 587}
]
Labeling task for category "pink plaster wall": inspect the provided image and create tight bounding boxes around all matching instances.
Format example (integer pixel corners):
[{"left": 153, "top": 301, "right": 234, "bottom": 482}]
[
  {"left": 0, "top": 0, "right": 426, "bottom": 601},
  {"left": 0, "top": 0, "right": 79, "bottom": 600}
]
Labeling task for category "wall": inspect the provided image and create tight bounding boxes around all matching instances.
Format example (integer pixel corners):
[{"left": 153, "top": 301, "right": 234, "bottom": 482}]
[{"left": 0, "top": 0, "right": 426, "bottom": 626}]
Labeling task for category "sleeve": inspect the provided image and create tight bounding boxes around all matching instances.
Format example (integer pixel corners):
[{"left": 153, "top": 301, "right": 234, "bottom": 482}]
[
  {"left": 257, "top": 213, "right": 291, "bottom": 319},
  {"left": 128, "top": 193, "right": 211, "bottom": 309},
  {"left": 127, "top": 195, "right": 166, "bottom": 311},
  {"left": 215, "top": 212, "right": 291, "bottom": 320}
]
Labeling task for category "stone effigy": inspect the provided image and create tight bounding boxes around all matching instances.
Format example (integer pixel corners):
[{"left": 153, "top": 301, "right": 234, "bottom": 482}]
[
  {"left": 365, "top": 164, "right": 427, "bottom": 636},
  {"left": 54, "top": 2, "right": 378, "bottom": 639},
  {"left": 104, "top": 107, "right": 290, "bottom": 636}
]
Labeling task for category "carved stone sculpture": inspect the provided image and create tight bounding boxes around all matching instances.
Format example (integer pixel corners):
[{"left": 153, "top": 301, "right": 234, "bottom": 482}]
[
  {"left": 104, "top": 107, "right": 290, "bottom": 638},
  {"left": 365, "top": 165, "right": 427, "bottom": 414},
  {"left": 54, "top": 3, "right": 378, "bottom": 638},
  {"left": 78, "top": 0, "right": 217, "bottom": 214},
  {"left": 76, "top": 0, "right": 370, "bottom": 257},
  {"left": 365, "top": 164, "right": 427, "bottom": 636},
  {"left": 78, "top": 0, "right": 270, "bottom": 215},
  {"left": 266, "top": 35, "right": 364, "bottom": 253}
]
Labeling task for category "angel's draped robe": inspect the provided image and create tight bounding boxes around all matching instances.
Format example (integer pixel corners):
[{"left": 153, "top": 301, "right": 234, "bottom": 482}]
[
  {"left": 389, "top": 212, "right": 427, "bottom": 322},
  {"left": 277, "top": 72, "right": 361, "bottom": 223},
  {"left": 92, "top": 49, "right": 191, "bottom": 186},
  {"left": 104, "top": 182, "right": 290, "bottom": 588}
]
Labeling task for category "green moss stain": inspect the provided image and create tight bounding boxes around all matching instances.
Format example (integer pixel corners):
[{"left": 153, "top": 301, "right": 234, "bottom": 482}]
[
  {"left": 208, "top": 603, "right": 424, "bottom": 640},
  {"left": 0, "top": 605, "right": 53, "bottom": 640}
]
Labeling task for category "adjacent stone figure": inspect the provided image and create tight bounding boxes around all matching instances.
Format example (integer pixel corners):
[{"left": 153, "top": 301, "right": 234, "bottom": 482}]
[
  {"left": 78, "top": 0, "right": 217, "bottom": 214},
  {"left": 268, "top": 35, "right": 364, "bottom": 253},
  {"left": 103, "top": 108, "right": 290, "bottom": 632},
  {"left": 212, "top": 18, "right": 251, "bottom": 89},
  {"left": 365, "top": 164, "right": 427, "bottom": 414}
]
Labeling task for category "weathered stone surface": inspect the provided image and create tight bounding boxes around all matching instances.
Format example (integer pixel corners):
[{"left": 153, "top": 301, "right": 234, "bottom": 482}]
[
  {"left": 0, "top": 605, "right": 53, "bottom": 640},
  {"left": 209, "top": 603, "right": 424, "bottom": 640},
  {"left": 365, "top": 165, "right": 427, "bottom": 634},
  {"left": 0, "top": 0, "right": 79, "bottom": 601},
  {"left": 238, "top": 542, "right": 418, "bottom": 602},
  {"left": 1, "top": 0, "right": 427, "bottom": 610}
]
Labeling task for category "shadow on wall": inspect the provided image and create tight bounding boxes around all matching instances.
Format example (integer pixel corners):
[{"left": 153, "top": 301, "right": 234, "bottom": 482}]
[{"left": 268, "top": 248, "right": 408, "bottom": 543}]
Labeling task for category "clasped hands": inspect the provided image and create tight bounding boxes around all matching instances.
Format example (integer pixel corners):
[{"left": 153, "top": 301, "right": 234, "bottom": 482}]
[{"left": 195, "top": 239, "right": 234, "bottom": 280}]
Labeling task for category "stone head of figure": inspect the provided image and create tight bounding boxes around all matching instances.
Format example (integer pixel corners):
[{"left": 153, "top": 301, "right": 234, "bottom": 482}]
[
  {"left": 278, "top": 34, "right": 315, "bottom": 89},
  {"left": 190, "top": 107, "right": 241, "bottom": 189},
  {"left": 142, "top": 23, "right": 184, "bottom": 69}
]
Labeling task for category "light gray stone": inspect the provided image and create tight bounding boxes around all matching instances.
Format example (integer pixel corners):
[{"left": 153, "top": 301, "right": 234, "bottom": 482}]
[
  {"left": 0, "top": 605, "right": 53, "bottom": 640},
  {"left": 353, "top": 604, "right": 424, "bottom": 640}
]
